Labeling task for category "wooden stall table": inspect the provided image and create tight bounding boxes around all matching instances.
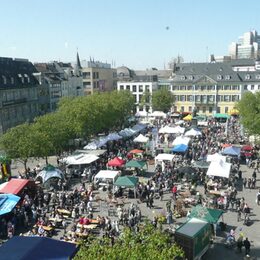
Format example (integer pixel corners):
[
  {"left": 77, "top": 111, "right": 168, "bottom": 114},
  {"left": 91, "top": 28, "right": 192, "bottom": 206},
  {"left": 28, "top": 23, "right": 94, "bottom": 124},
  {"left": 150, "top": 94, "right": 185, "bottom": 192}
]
[
  {"left": 57, "top": 209, "right": 71, "bottom": 216},
  {"left": 77, "top": 224, "right": 98, "bottom": 230},
  {"left": 208, "top": 190, "right": 222, "bottom": 196}
]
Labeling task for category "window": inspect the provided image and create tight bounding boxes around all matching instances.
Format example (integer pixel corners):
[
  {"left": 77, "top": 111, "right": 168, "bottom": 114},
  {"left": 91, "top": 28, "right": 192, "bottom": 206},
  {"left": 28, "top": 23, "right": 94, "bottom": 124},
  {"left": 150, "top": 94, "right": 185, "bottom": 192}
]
[
  {"left": 256, "top": 75, "right": 260, "bottom": 80},
  {"left": 232, "top": 95, "right": 239, "bottom": 102},
  {"left": 180, "top": 95, "right": 186, "bottom": 101},
  {"left": 120, "top": 85, "right": 124, "bottom": 90},
  {"left": 133, "top": 95, "right": 137, "bottom": 103},
  {"left": 202, "top": 107, "right": 206, "bottom": 113},
  {"left": 195, "top": 95, "right": 201, "bottom": 102},
  {"left": 225, "top": 75, "right": 231, "bottom": 80},
  {"left": 187, "top": 85, "right": 193, "bottom": 90},
  {"left": 188, "top": 75, "right": 194, "bottom": 80},
  {"left": 217, "top": 107, "right": 221, "bottom": 113},
  {"left": 180, "top": 76, "right": 186, "bottom": 80},
  {"left": 201, "top": 86, "right": 206, "bottom": 91},
  {"left": 202, "top": 95, "right": 207, "bottom": 103},
  {"left": 224, "top": 95, "right": 230, "bottom": 102},
  {"left": 208, "top": 95, "right": 214, "bottom": 102},
  {"left": 225, "top": 107, "right": 229, "bottom": 113},
  {"left": 139, "top": 85, "right": 143, "bottom": 92},
  {"left": 133, "top": 85, "right": 137, "bottom": 92},
  {"left": 207, "top": 85, "right": 215, "bottom": 90},
  {"left": 258, "top": 85, "right": 260, "bottom": 90},
  {"left": 224, "top": 85, "right": 231, "bottom": 90},
  {"left": 83, "top": 72, "right": 91, "bottom": 79},
  {"left": 232, "top": 85, "right": 240, "bottom": 90},
  {"left": 251, "top": 85, "right": 254, "bottom": 90},
  {"left": 217, "top": 85, "right": 223, "bottom": 90},
  {"left": 245, "top": 74, "right": 251, "bottom": 80},
  {"left": 180, "top": 86, "right": 186, "bottom": 90},
  {"left": 209, "top": 107, "right": 213, "bottom": 113},
  {"left": 188, "top": 106, "right": 192, "bottom": 112},
  {"left": 145, "top": 85, "right": 150, "bottom": 91},
  {"left": 187, "top": 95, "right": 193, "bottom": 102},
  {"left": 126, "top": 85, "right": 130, "bottom": 90},
  {"left": 244, "top": 85, "right": 248, "bottom": 90},
  {"left": 181, "top": 106, "right": 184, "bottom": 112},
  {"left": 217, "top": 75, "right": 223, "bottom": 80}
]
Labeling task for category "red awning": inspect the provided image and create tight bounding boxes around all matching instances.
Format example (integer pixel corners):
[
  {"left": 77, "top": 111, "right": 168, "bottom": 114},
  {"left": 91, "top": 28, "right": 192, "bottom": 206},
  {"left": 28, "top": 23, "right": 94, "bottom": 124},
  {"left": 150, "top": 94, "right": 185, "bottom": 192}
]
[
  {"left": 0, "top": 179, "right": 30, "bottom": 195},
  {"left": 107, "top": 157, "right": 125, "bottom": 167},
  {"left": 242, "top": 145, "right": 253, "bottom": 151}
]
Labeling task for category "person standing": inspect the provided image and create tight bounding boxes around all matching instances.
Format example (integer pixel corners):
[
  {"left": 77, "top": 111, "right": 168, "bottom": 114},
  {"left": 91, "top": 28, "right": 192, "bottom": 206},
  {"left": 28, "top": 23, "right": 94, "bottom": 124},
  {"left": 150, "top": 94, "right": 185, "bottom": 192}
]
[{"left": 243, "top": 237, "right": 251, "bottom": 256}]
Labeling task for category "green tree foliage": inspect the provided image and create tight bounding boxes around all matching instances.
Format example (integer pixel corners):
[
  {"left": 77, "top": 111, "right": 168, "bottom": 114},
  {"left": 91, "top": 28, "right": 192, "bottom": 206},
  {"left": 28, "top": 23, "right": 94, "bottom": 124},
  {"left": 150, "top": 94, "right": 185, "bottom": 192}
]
[
  {"left": 236, "top": 91, "right": 260, "bottom": 135},
  {"left": 152, "top": 88, "right": 174, "bottom": 113},
  {"left": 75, "top": 224, "right": 184, "bottom": 260},
  {"left": 0, "top": 91, "right": 135, "bottom": 164}
]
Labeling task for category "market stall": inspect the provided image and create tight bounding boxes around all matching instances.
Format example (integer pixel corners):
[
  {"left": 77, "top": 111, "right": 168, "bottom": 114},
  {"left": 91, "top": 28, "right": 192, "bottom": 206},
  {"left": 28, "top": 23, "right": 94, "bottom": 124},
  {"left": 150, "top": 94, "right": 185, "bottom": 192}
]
[
  {"left": 0, "top": 236, "right": 78, "bottom": 260},
  {"left": 114, "top": 176, "right": 139, "bottom": 198},
  {"left": 107, "top": 157, "right": 125, "bottom": 167},
  {"left": 94, "top": 170, "right": 120, "bottom": 188}
]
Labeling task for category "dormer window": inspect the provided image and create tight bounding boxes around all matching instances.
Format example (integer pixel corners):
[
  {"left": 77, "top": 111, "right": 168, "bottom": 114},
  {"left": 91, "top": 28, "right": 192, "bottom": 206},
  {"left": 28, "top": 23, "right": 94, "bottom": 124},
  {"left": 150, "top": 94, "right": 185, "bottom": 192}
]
[
  {"left": 188, "top": 75, "right": 194, "bottom": 80},
  {"left": 225, "top": 75, "right": 231, "bottom": 80},
  {"left": 217, "top": 75, "right": 223, "bottom": 80},
  {"left": 256, "top": 74, "right": 260, "bottom": 80},
  {"left": 180, "top": 76, "right": 186, "bottom": 80},
  {"left": 2, "top": 76, "right": 7, "bottom": 84},
  {"left": 18, "top": 74, "right": 24, "bottom": 83},
  {"left": 245, "top": 74, "right": 251, "bottom": 80},
  {"left": 24, "top": 74, "right": 30, "bottom": 83}
]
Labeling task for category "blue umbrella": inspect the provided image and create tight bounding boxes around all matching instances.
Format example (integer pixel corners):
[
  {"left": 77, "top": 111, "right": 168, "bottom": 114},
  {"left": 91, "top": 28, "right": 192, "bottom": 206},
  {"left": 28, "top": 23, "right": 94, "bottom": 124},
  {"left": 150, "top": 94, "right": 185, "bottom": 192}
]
[
  {"left": 172, "top": 144, "right": 188, "bottom": 153},
  {"left": 0, "top": 194, "right": 20, "bottom": 216}
]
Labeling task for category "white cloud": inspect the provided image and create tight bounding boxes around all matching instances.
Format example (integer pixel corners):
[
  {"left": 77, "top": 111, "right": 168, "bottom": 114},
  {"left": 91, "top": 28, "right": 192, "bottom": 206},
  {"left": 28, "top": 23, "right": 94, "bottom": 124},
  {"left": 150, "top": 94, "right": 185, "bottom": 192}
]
[{"left": 64, "top": 42, "right": 69, "bottom": 48}]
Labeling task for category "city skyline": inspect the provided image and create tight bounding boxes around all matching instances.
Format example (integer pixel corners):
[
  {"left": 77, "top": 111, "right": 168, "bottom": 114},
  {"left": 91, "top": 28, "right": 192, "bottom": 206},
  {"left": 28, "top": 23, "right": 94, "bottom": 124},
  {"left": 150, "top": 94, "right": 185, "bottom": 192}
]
[{"left": 1, "top": 0, "right": 260, "bottom": 69}]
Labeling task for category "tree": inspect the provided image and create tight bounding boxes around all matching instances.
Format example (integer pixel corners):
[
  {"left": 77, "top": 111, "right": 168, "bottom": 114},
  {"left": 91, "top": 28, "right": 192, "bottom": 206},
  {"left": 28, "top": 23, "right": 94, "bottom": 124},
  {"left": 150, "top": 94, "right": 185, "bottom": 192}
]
[
  {"left": 236, "top": 91, "right": 260, "bottom": 135},
  {"left": 152, "top": 88, "right": 174, "bottom": 113},
  {"left": 140, "top": 90, "right": 151, "bottom": 111},
  {"left": 75, "top": 223, "right": 184, "bottom": 260}
]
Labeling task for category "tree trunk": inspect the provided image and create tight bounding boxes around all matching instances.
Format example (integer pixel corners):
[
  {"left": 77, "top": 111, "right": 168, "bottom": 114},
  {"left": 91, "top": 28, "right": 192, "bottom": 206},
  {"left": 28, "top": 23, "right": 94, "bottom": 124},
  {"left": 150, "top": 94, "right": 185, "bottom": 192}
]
[{"left": 45, "top": 156, "right": 48, "bottom": 165}]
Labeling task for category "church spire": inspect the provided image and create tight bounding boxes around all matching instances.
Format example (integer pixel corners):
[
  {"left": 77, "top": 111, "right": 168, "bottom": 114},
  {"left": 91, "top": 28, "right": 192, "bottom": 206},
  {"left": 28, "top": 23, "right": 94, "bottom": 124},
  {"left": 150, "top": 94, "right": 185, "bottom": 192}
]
[{"left": 76, "top": 50, "right": 82, "bottom": 69}]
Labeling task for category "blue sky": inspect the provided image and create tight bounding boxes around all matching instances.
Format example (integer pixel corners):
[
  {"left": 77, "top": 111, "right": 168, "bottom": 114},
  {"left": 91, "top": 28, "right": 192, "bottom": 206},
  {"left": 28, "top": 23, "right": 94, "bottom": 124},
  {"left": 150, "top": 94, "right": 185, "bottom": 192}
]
[{"left": 1, "top": 0, "right": 260, "bottom": 69}]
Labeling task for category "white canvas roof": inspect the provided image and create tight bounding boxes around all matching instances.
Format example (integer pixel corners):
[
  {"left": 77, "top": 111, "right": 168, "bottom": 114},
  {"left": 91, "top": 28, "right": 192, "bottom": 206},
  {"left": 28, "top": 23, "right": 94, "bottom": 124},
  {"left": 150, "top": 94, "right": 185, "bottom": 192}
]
[
  {"left": 206, "top": 159, "right": 231, "bottom": 178},
  {"left": 150, "top": 111, "right": 166, "bottom": 118},
  {"left": 133, "top": 134, "right": 149, "bottom": 143},
  {"left": 155, "top": 153, "right": 175, "bottom": 162},
  {"left": 207, "top": 153, "right": 226, "bottom": 162},
  {"left": 172, "top": 136, "right": 190, "bottom": 146},
  {"left": 62, "top": 153, "right": 99, "bottom": 165},
  {"left": 159, "top": 125, "right": 185, "bottom": 134},
  {"left": 184, "top": 128, "right": 202, "bottom": 137},
  {"left": 94, "top": 170, "right": 119, "bottom": 183}
]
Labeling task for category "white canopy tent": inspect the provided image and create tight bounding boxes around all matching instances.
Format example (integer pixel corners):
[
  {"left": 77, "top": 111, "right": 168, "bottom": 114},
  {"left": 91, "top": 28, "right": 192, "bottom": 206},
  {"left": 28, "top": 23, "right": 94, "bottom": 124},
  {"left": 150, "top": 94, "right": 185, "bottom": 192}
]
[
  {"left": 155, "top": 153, "right": 175, "bottom": 171},
  {"left": 172, "top": 136, "right": 190, "bottom": 146},
  {"left": 159, "top": 125, "right": 185, "bottom": 134},
  {"left": 207, "top": 153, "right": 226, "bottom": 163},
  {"left": 62, "top": 153, "right": 99, "bottom": 166},
  {"left": 133, "top": 134, "right": 149, "bottom": 143},
  {"left": 150, "top": 111, "right": 166, "bottom": 118},
  {"left": 184, "top": 128, "right": 202, "bottom": 137},
  {"left": 135, "top": 111, "right": 149, "bottom": 117},
  {"left": 175, "top": 120, "right": 184, "bottom": 125},
  {"left": 206, "top": 159, "right": 231, "bottom": 178},
  {"left": 94, "top": 170, "right": 119, "bottom": 186}
]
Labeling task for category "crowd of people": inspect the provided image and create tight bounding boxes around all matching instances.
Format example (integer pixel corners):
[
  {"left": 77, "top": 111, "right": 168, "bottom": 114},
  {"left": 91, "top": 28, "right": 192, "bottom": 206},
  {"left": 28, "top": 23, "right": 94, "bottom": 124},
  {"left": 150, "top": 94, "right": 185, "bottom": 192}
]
[{"left": 0, "top": 114, "right": 259, "bottom": 258}]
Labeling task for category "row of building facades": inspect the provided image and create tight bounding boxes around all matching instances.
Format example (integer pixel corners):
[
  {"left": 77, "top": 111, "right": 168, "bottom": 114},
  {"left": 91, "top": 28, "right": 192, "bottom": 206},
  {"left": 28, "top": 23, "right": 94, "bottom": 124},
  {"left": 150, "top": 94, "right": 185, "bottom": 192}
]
[{"left": 2, "top": 40, "right": 260, "bottom": 134}]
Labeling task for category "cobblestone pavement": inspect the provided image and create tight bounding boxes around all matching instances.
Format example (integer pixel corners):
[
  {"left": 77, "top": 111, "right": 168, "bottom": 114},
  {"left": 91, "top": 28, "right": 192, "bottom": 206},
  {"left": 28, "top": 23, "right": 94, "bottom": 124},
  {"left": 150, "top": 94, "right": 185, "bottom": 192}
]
[{"left": 11, "top": 157, "right": 260, "bottom": 260}]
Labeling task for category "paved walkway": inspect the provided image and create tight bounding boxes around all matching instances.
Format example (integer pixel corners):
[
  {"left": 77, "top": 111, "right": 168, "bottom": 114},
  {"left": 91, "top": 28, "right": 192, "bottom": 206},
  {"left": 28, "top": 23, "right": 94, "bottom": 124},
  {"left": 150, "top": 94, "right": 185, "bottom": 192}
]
[{"left": 10, "top": 157, "right": 260, "bottom": 259}]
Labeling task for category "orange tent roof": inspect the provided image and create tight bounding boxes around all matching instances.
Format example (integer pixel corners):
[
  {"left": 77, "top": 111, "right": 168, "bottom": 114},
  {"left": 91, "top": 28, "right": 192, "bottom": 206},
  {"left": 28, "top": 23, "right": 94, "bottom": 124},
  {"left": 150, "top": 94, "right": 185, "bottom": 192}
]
[{"left": 129, "top": 149, "right": 144, "bottom": 154}]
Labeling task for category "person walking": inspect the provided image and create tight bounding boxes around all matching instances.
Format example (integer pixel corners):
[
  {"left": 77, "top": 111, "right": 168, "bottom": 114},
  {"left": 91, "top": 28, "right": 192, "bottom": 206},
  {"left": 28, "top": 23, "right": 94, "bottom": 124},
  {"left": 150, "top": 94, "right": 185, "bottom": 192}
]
[
  {"left": 256, "top": 189, "right": 260, "bottom": 206},
  {"left": 243, "top": 237, "right": 251, "bottom": 256}
]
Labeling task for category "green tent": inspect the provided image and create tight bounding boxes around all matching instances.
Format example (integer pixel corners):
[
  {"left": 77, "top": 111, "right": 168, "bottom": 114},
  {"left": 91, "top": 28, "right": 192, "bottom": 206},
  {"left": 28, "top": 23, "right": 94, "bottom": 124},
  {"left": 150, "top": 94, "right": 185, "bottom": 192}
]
[
  {"left": 114, "top": 176, "right": 139, "bottom": 187},
  {"left": 189, "top": 205, "right": 223, "bottom": 224},
  {"left": 125, "top": 160, "right": 147, "bottom": 169},
  {"left": 194, "top": 115, "right": 207, "bottom": 121},
  {"left": 213, "top": 113, "right": 230, "bottom": 119}
]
